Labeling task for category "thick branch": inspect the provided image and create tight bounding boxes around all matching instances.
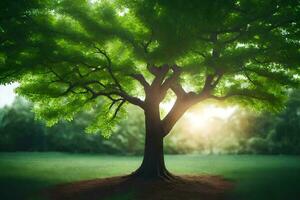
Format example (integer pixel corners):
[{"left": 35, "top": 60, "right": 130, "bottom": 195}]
[
  {"left": 144, "top": 64, "right": 185, "bottom": 105},
  {"left": 161, "top": 70, "right": 224, "bottom": 135},
  {"left": 170, "top": 81, "right": 186, "bottom": 99},
  {"left": 162, "top": 92, "right": 207, "bottom": 135},
  {"left": 161, "top": 65, "right": 181, "bottom": 90},
  {"left": 51, "top": 70, "right": 145, "bottom": 109},
  {"left": 147, "top": 64, "right": 169, "bottom": 87},
  {"left": 91, "top": 89, "right": 145, "bottom": 108},
  {"left": 116, "top": 91, "right": 145, "bottom": 108},
  {"left": 202, "top": 74, "right": 214, "bottom": 93},
  {"left": 130, "top": 73, "right": 150, "bottom": 89}
]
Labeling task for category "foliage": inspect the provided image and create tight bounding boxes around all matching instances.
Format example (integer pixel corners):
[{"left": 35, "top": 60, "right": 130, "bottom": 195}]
[
  {"left": 0, "top": 0, "right": 45, "bottom": 83},
  {"left": 1, "top": 0, "right": 300, "bottom": 139}
]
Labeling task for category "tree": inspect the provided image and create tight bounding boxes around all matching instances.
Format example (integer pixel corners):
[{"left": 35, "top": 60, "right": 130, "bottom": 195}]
[
  {"left": 1, "top": 0, "right": 300, "bottom": 179},
  {"left": 0, "top": 97, "right": 45, "bottom": 151},
  {"left": 275, "top": 90, "right": 300, "bottom": 154}
]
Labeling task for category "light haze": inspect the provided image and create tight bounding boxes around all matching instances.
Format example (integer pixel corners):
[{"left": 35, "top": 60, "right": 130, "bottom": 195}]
[{"left": 0, "top": 82, "right": 19, "bottom": 107}]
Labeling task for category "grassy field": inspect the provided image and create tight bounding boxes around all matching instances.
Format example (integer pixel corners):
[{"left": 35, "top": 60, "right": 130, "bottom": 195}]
[{"left": 0, "top": 152, "right": 300, "bottom": 200}]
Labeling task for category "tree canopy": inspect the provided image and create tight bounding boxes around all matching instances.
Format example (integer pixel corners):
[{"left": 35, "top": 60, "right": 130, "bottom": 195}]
[{"left": 1, "top": 0, "right": 300, "bottom": 136}]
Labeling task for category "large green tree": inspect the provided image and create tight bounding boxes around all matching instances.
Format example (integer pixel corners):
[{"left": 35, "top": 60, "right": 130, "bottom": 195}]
[{"left": 1, "top": 0, "right": 300, "bottom": 179}]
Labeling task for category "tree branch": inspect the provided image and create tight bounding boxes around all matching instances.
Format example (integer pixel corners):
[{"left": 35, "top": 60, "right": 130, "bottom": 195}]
[
  {"left": 162, "top": 92, "right": 207, "bottom": 135},
  {"left": 110, "top": 99, "right": 126, "bottom": 120},
  {"left": 160, "top": 65, "right": 182, "bottom": 92},
  {"left": 94, "top": 45, "right": 124, "bottom": 91},
  {"left": 211, "top": 73, "right": 223, "bottom": 88},
  {"left": 93, "top": 45, "right": 145, "bottom": 108},
  {"left": 116, "top": 91, "right": 145, "bottom": 108},
  {"left": 170, "top": 81, "right": 186, "bottom": 99},
  {"left": 145, "top": 64, "right": 170, "bottom": 96},
  {"left": 108, "top": 98, "right": 124, "bottom": 110},
  {"left": 130, "top": 73, "right": 150, "bottom": 89}
]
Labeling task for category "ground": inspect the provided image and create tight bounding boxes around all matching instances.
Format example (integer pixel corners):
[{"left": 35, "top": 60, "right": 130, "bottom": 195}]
[
  {"left": 48, "top": 175, "right": 233, "bottom": 200},
  {"left": 0, "top": 153, "right": 300, "bottom": 200}
]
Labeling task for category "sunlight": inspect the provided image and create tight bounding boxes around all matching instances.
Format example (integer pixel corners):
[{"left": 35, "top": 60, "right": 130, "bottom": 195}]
[
  {"left": 203, "top": 105, "right": 237, "bottom": 120},
  {"left": 184, "top": 112, "right": 208, "bottom": 131},
  {"left": 160, "top": 100, "right": 237, "bottom": 134},
  {"left": 183, "top": 105, "right": 236, "bottom": 133}
]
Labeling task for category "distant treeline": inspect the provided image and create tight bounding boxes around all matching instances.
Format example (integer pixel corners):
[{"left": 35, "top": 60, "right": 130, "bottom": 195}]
[{"left": 0, "top": 90, "right": 300, "bottom": 155}]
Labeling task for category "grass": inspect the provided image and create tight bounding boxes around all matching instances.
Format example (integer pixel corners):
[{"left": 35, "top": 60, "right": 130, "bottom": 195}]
[{"left": 0, "top": 152, "right": 300, "bottom": 200}]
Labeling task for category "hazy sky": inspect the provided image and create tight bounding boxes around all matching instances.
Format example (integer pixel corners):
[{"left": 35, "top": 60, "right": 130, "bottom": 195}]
[{"left": 0, "top": 82, "right": 19, "bottom": 107}]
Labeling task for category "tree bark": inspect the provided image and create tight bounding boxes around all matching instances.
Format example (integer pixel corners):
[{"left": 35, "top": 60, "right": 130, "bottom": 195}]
[{"left": 131, "top": 105, "right": 173, "bottom": 180}]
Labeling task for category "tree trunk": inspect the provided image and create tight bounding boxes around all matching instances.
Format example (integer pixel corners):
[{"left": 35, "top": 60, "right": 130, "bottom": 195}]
[{"left": 131, "top": 107, "right": 173, "bottom": 180}]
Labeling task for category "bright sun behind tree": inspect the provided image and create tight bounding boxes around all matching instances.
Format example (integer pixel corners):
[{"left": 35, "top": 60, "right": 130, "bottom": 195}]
[
  {"left": 184, "top": 105, "right": 236, "bottom": 132},
  {"left": 161, "top": 101, "right": 236, "bottom": 134}
]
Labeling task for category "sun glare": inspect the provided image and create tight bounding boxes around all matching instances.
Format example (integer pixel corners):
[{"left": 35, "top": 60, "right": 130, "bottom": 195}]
[
  {"left": 160, "top": 101, "right": 237, "bottom": 134},
  {"left": 0, "top": 82, "right": 19, "bottom": 108},
  {"left": 183, "top": 105, "right": 236, "bottom": 132}
]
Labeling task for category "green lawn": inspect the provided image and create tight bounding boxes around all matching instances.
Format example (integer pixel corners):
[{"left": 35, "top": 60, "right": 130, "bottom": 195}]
[{"left": 0, "top": 152, "right": 300, "bottom": 200}]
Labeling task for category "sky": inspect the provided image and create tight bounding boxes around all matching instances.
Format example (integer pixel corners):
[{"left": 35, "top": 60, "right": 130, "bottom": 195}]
[{"left": 0, "top": 82, "right": 19, "bottom": 107}]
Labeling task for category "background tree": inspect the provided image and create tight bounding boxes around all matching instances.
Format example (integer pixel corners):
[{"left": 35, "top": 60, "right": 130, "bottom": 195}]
[
  {"left": 1, "top": 0, "right": 300, "bottom": 179},
  {"left": 0, "top": 97, "right": 45, "bottom": 151},
  {"left": 274, "top": 90, "right": 300, "bottom": 154},
  {"left": 2, "top": 94, "right": 300, "bottom": 155}
]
